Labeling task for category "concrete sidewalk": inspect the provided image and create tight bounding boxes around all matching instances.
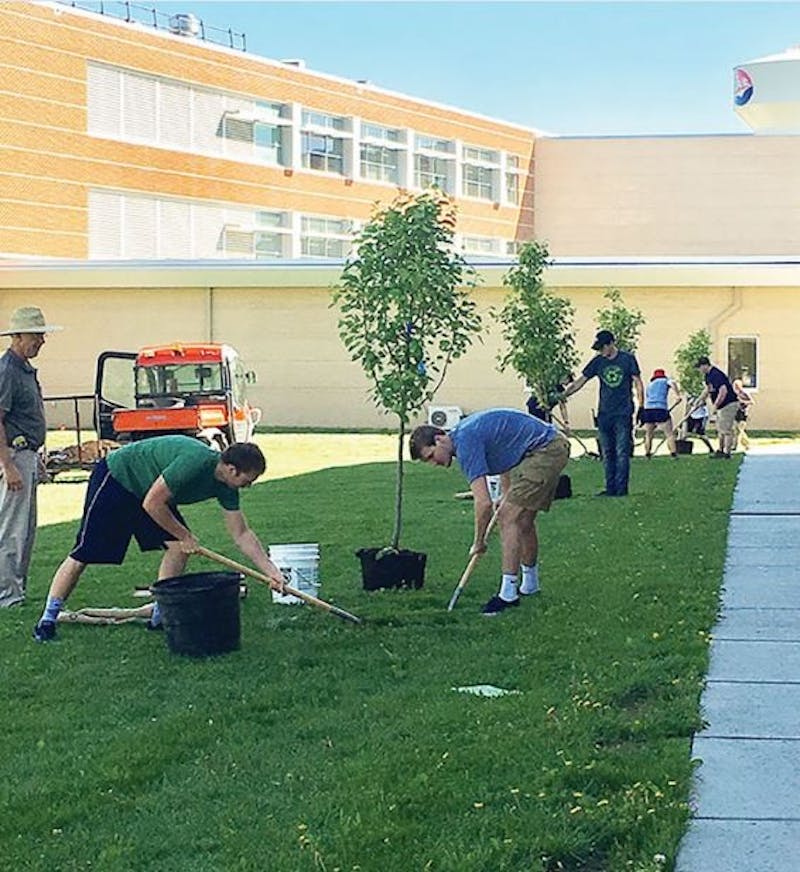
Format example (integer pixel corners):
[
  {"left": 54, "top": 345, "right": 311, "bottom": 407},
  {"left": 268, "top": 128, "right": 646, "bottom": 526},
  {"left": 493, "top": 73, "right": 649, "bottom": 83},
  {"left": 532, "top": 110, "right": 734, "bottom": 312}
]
[{"left": 676, "top": 444, "right": 800, "bottom": 872}]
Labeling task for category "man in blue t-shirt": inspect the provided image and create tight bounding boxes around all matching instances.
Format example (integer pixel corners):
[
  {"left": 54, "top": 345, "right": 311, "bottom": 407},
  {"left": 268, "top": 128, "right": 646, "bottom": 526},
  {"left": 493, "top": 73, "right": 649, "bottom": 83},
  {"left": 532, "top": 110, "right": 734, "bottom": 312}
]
[
  {"left": 410, "top": 408, "right": 570, "bottom": 616},
  {"left": 560, "top": 330, "right": 644, "bottom": 497},
  {"left": 694, "top": 355, "right": 737, "bottom": 458}
]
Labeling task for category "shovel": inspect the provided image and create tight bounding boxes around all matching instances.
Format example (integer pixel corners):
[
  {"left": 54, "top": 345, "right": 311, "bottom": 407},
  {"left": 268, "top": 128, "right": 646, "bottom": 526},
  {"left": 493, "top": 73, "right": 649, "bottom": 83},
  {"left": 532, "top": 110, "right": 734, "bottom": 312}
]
[{"left": 197, "top": 545, "right": 363, "bottom": 625}]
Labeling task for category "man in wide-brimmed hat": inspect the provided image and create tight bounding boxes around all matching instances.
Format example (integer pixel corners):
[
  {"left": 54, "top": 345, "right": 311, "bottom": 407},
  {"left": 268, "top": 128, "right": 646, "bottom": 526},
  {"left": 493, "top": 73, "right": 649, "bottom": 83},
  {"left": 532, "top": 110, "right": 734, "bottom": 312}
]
[{"left": 0, "top": 306, "right": 62, "bottom": 607}]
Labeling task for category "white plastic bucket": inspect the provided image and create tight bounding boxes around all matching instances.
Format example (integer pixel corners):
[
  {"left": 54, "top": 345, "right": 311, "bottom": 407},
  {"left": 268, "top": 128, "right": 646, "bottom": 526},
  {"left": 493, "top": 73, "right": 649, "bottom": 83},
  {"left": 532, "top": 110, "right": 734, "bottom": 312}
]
[
  {"left": 487, "top": 475, "right": 503, "bottom": 503},
  {"left": 270, "top": 543, "right": 320, "bottom": 605}
]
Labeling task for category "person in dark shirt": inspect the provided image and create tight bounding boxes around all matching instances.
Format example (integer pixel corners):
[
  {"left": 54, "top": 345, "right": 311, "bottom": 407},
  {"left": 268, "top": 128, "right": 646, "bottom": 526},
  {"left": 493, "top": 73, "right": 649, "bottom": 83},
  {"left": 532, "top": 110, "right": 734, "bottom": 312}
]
[
  {"left": 694, "top": 356, "right": 737, "bottom": 458},
  {"left": 560, "top": 330, "right": 643, "bottom": 496}
]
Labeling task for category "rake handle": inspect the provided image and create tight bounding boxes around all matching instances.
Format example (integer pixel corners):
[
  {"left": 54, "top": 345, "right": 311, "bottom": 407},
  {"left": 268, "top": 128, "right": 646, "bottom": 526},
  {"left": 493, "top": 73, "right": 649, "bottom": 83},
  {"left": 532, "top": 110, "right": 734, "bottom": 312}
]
[
  {"left": 446, "top": 497, "right": 504, "bottom": 612},
  {"left": 551, "top": 412, "right": 598, "bottom": 458},
  {"left": 196, "top": 545, "right": 362, "bottom": 625}
]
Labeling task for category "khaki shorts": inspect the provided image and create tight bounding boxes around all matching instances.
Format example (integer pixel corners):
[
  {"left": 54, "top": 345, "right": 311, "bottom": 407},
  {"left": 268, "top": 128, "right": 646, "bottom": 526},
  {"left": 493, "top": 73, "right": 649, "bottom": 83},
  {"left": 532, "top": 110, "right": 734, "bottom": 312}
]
[
  {"left": 716, "top": 402, "right": 738, "bottom": 436},
  {"left": 507, "top": 434, "right": 571, "bottom": 512}
]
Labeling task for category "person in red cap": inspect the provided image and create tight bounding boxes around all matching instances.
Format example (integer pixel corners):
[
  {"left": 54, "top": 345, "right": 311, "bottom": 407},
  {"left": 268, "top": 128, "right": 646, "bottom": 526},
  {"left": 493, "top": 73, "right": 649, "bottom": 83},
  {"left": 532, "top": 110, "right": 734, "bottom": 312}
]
[{"left": 638, "top": 368, "right": 682, "bottom": 457}]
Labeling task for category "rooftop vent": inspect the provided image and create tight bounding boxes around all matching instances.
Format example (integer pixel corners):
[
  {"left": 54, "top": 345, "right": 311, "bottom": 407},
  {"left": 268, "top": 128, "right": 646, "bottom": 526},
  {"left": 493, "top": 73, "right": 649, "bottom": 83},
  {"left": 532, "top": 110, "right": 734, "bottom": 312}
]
[{"left": 168, "top": 13, "right": 200, "bottom": 37}]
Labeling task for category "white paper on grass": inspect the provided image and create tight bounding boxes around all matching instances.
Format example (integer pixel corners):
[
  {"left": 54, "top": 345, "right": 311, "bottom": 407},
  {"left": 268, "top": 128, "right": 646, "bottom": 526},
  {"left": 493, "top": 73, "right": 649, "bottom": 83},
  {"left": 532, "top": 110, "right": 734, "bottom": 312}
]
[{"left": 453, "top": 684, "right": 521, "bottom": 698}]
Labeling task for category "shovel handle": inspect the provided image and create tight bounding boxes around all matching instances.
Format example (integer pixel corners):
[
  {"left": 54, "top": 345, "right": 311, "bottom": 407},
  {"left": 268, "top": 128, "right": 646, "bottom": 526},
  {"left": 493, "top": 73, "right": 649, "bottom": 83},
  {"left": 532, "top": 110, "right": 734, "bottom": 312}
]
[{"left": 196, "top": 545, "right": 362, "bottom": 625}]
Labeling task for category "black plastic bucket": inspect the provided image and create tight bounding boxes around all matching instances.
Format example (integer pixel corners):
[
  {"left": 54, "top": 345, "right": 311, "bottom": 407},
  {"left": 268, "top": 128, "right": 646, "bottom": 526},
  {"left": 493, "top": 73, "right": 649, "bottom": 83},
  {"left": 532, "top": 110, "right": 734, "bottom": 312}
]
[{"left": 151, "top": 571, "right": 242, "bottom": 657}]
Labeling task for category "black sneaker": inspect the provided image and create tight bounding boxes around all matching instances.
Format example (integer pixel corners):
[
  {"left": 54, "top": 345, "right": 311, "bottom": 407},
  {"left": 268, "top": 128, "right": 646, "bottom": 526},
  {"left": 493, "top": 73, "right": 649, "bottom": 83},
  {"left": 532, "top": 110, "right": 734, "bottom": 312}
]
[
  {"left": 146, "top": 620, "right": 164, "bottom": 632},
  {"left": 481, "top": 595, "right": 520, "bottom": 616},
  {"left": 32, "top": 620, "right": 56, "bottom": 643}
]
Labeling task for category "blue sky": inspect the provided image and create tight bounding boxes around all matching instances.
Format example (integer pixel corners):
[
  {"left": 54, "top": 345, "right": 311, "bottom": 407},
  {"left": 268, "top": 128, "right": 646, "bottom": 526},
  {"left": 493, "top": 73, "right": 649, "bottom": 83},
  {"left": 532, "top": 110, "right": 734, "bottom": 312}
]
[{"left": 149, "top": 1, "right": 800, "bottom": 135}]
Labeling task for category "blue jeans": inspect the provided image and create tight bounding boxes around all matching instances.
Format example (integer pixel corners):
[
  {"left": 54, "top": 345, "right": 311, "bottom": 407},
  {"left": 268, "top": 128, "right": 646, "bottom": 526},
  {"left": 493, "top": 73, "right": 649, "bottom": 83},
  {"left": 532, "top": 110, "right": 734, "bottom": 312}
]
[{"left": 596, "top": 412, "right": 633, "bottom": 495}]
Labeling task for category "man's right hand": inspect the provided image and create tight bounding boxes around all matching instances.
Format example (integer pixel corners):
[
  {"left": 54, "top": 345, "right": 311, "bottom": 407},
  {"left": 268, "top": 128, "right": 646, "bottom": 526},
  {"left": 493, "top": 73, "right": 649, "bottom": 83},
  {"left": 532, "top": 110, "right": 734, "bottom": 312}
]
[
  {"left": 1, "top": 460, "right": 22, "bottom": 492},
  {"left": 469, "top": 541, "right": 488, "bottom": 557}
]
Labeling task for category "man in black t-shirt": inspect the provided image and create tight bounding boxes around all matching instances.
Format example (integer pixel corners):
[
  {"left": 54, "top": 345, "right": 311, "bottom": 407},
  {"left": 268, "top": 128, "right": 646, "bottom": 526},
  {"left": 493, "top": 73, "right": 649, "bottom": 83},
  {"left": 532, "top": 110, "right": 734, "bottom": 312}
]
[{"left": 694, "top": 356, "right": 737, "bottom": 458}]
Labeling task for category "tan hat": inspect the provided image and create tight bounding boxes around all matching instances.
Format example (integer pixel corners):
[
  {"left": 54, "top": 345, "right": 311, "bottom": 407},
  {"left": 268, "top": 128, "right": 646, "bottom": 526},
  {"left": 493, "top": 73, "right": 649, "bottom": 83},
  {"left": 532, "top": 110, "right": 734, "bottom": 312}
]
[{"left": 0, "top": 306, "right": 62, "bottom": 336}]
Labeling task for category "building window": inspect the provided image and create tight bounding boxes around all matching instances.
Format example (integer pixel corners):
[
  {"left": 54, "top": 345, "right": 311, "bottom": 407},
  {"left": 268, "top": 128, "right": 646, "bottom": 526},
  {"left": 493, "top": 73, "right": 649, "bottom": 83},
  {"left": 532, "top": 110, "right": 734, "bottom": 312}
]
[
  {"left": 255, "top": 101, "right": 287, "bottom": 122},
  {"left": 221, "top": 102, "right": 290, "bottom": 165},
  {"left": 462, "top": 143, "right": 500, "bottom": 200},
  {"left": 253, "top": 123, "right": 284, "bottom": 163},
  {"left": 728, "top": 336, "right": 758, "bottom": 388},
  {"left": 505, "top": 172, "right": 520, "bottom": 204},
  {"left": 360, "top": 144, "right": 400, "bottom": 183},
  {"left": 463, "top": 145, "right": 499, "bottom": 164},
  {"left": 362, "top": 122, "right": 403, "bottom": 143},
  {"left": 221, "top": 209, "right": 289, "bottom": 259},
  {"left": 462, "top": 236, "right": 498, "bottom": 256},
  {"left": 255, "top": 210, "right": 286, "bottom": 228},
  {"left": 253, "top": 231, "right": 285, "bottom": 258},
  {"left": 302, "top": 110, "right": 347, "bottom": 131},
  {"left": 414, "top": 155, "right": 450, "bottom": 191},
  {"left": 505, "top": 240, "right": 521, "bottom": 256},
  {"left": 415, "top": 134, "right": 455, "bottom": 154},
  {"left": 463, "top": 164, "right": 495, "bottom": 200},
  {"left": 302, "top": 133, "right": 344, "bottom": 174},
  {"left": 300, "top": 216, "right": 353, "bottom": 259}
]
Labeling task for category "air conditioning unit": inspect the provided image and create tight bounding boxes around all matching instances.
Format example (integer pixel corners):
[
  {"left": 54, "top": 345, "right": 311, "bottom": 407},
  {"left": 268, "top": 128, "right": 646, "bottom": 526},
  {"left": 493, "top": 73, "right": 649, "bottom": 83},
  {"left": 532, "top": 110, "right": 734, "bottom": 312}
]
[
  {"left": 169, "top": 13, "right": 200, "bottom": 37},
  {"left": 428, "top": 405, "right": 463, "bottom": 430}
]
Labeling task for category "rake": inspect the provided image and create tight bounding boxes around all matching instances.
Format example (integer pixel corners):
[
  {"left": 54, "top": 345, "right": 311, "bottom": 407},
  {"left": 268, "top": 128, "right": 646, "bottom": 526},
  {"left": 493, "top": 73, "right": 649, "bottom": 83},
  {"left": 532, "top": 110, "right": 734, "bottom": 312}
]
[{"left": 197, "top": 545, "right": 363, "bottom": 625}]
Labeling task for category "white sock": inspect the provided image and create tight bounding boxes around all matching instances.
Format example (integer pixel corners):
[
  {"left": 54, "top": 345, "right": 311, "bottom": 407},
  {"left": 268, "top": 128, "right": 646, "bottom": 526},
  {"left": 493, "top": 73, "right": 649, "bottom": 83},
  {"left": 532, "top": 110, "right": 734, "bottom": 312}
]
[
  {"left": 41, "top": 596, "right": 64, "bottom": 624},
  {"left": 520, "top": 564, "right": 539, "bottom": 595},
  {"left": 499, "top": 574, "right": 518, "bottom": 601}
]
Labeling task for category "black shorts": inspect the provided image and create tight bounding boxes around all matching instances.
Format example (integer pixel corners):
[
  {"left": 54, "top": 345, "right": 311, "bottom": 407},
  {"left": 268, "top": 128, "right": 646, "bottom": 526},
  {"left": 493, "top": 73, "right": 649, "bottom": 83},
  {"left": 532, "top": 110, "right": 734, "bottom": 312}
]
[
  {"left": 687, "top": 417, "right": 707, "bottom": 435},
  {"left": 640, "top": 408, "right": 670, "bottom": 425},
  {"left": 69, "top": 459, "right": 186, "bottom": 565}
]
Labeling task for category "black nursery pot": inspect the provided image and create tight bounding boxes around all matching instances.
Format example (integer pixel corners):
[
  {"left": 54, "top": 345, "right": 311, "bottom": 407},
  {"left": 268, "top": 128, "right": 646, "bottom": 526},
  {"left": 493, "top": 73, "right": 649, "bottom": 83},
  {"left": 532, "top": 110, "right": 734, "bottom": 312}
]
[
  {"left": 675, "top": 439, "right": 694, "bottom": 455},
  {"left": 357, "top": 548, "right": 427, "bottom": 591},
  {"left": 555, "top": 473, "right": 572, "bottom": 499}
]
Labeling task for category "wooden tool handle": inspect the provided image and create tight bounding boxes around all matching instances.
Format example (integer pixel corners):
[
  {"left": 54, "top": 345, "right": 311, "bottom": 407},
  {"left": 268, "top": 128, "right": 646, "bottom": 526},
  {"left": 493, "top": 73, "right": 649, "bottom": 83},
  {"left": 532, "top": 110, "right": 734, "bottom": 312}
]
[{"left": 196, "top": 545, "right": 362, "bottom": 625}]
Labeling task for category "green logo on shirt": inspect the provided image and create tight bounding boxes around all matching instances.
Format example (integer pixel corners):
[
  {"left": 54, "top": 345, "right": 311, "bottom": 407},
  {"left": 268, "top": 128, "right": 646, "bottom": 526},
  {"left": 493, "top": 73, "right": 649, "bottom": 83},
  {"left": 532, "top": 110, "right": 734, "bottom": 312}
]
[{"left": 601, "top": 365, "right": 624, "bottom": 389}]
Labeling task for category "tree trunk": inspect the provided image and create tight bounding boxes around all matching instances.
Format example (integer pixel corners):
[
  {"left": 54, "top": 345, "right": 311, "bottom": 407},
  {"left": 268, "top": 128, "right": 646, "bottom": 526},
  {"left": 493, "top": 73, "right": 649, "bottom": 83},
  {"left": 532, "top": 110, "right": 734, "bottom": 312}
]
[{"left": 390, "top": 420, "right": 405, "bottom": 551}]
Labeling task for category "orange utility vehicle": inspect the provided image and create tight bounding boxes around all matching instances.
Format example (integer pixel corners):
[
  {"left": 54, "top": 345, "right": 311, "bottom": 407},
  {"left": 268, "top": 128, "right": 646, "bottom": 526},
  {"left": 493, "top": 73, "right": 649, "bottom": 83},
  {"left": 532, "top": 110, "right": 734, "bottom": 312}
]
[{"left": 95, "top": 343, "right": 262, "bottom": 449}]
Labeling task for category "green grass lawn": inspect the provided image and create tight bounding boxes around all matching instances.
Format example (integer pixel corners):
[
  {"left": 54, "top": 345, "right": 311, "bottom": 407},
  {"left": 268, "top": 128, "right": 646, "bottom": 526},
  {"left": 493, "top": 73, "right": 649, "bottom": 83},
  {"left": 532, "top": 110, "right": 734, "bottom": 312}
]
[{"left": 1, "top": 449, "right": 740, "bottom": 872}]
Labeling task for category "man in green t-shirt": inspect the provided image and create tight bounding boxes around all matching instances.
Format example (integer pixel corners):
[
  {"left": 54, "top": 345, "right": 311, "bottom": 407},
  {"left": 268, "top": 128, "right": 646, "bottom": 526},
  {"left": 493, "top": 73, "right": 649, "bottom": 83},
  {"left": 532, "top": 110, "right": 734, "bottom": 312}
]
[{"left": 33, "top": 436, "right": 284, "bottom": 642}]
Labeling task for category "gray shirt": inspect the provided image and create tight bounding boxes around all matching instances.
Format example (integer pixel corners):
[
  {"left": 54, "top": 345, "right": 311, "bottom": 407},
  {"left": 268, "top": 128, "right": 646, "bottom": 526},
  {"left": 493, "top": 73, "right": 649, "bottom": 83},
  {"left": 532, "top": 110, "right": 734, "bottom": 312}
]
[{"left": 0, "top": 349, "right": 46, "bottom": 450}]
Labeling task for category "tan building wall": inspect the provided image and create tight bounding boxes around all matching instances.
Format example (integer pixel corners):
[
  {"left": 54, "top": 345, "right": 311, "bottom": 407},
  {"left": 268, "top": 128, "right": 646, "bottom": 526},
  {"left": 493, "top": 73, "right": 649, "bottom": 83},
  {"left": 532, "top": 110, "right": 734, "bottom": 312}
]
[
  {"left": 2, "top": 262, "right": 797, "bottom": 431},
  {"left": 0, "top": 1, "right": 534, "bottom": 259},
  {"left": 535, "top": 134, "right": 800, "bottom": 257}
]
